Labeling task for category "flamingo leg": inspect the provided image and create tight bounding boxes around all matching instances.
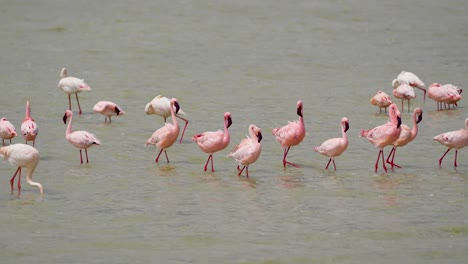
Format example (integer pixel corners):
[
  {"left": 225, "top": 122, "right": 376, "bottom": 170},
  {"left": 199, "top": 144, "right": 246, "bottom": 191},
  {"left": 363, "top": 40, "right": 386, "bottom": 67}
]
[
  {"left": 17, "top": 170, "right": 21, "bottom": 193},
  {"left": 283, "top": 146, "right": 300, "bottom": 168},
  {"left": 375, "top": 149, "right": 387, "bottom": 173},
  {"left": 245, "top": 166, "right": 249, "bottom": 177},
  {"left": 332, "top": 159, "right": 337, "bottom": 171},
  {"left": 438, "top": 148, "right": 451, "bottom": 168},
  {"left": 454, "top": 150, "right": 458, "bottom": 167},
  {"left": 177, "top": 117, "right": 189, "bottom": 144},
  {"left": 164, "top": 150, "right": 170, "bottom": 163},
  {"left": 325, "top": 158, "right": 332, "bottom": 170},
  {"left": 155, "top": 148, "right": 164, "bottom": 163},
  {"left": 10, "top": 167, "right": 21, "bottom": 193},
  {"left": 238, "top": 166, "right": 246, "bottom": 176},
  {"left": 85, "top": 149, "right": 89, "bottom": 163},
  {"left": 407, "top": 99, "right": 410, "bottom": 113},
  {"left": 68, "top": 94, "right": 72, "bottom": 111},
  {"left": 79, "top": 149, "right": 84, "bottom": 164},
  {"left": 75, "top": 93, "right": 82, "bottom": 115},
  {"left": 204, "top": 155, "right": 213, "bottom": 172}
]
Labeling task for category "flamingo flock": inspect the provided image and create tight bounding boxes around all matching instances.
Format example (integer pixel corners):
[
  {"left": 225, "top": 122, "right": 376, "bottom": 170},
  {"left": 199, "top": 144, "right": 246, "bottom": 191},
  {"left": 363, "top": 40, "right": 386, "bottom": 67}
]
[{"left": 0, "top": 67, "right": 467, "bottom": 195}]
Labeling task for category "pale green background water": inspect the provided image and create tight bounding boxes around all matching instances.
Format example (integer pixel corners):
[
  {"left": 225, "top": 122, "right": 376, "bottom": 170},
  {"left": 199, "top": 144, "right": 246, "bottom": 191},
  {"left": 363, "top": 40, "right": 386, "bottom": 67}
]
[{"left": 0, "top": 0, "right": 467, "bottom": 263}]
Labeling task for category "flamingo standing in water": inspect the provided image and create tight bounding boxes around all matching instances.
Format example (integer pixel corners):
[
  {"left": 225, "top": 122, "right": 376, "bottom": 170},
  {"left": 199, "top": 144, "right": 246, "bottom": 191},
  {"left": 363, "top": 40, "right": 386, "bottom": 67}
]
[
  {"left": 58, "top": 67, "right": 92, "bottom": 115},
  {"left": 0, "top": 118, "right": 17, "bottom": 146},
  {"left": 63, "top": 110, "right": 101, "bottom": 164},
  {"left": 145, "top": 98, "right": 180, "bottom": 163},
  {"left": 93, "top": 101, "right": 125, "bottom": 123},
  {"left": 433, "top": 118, "right": 468, "bottom": 168},
  {"left": 313, "top": 117, "right": 349, "bottom": 171},
  {"left": 386, "top": 107, "right": 423, "bottom": 168},
  {"left": 0, "top": 143, "right": 43, "bottom": 194},
  {"left": 145, "top": 95, "right": 189, "bottom": 144},
  {"left": 370, "top": 91, "right": 393, "bottom": 113},
  {"left": 428, "top": 83, "right": 462, "bottom": 111},
  {"left": 360, "top": 103, "right": 402, "bottom": 173},
  {"left": 192, "top": 112, "right": 232, "bottom": 172},
  {"left": 228, "top": 124, "right": 263, "bottom": 177},
  {"left": 21, "top": 100, "right": 38, "bottom": 146},
  {"left": 272, "top": 100, "right": 306, "bottom": 168},
  {"left": 392, "top": 71, "right": 426, "bottom": 112}
]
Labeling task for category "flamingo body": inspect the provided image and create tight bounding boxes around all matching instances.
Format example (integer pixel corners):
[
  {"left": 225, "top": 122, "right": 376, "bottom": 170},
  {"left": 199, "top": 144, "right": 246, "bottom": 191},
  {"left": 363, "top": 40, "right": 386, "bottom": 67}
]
[
  {"left": 428, "top": 83, "right": 462, "bottom": 111},
  {"left": 21, "top": 100, "right": 38, "bottom": 146},
  {"left": 228, "top": 124, "right": 262, "bottom": 177},
  {"left": 433, "top": 118, "right": 468, "bottom": 168},
  {"left": 370, "top": 91, "right": 393, "bottom": 113},
  {"left": 192, "top": 112, "right": 232, "bottom": 172},
  {"left": 272, "top": 100, "right": 306, "bottom": 168},
  {"left": 58, "top": 67, "right": 91, "bottom": 115},
  {"left": 392, "top": 71, "right": 426, "bottom": 112},
  {"left": 93, "top": 101, "right": 125, "bottom": 123},
  {"left": 313, "top": 117, "right": 349, "bottom": 171},
  {"left": 0, "top": 118, "right": 17, "bottom": 146},
  {"left": 360, "top": 103, "right": 402, "bottom": 173},
  {"left": 0, "top": 143, "right": 43, "bottom": 194},
  {"left": 63, "top": 110, "right": 101, "bottom": 164},
  {"left": 145, "top": 95, "right": 188, "bottom": 143},
  {"left": 145, "top": 98, "right": 180, "bottom": 163}
]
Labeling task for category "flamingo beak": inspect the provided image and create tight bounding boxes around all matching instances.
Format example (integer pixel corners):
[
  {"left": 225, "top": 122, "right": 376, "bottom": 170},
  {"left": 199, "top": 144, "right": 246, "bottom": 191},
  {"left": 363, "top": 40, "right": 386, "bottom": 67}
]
[
  {"left": 344, "top": 122, "right": 349, "bottom": 132},
  {"left": 62, "top": 113, "right": 68, "bottom": 124},
  {"left": 174, "top": 101, "right": 180, "bottom": 114},
  {"left": 226, "top": 116, "right": 232, "bottom": 128},
  {"left": 115, "top": 106, "right": 121, "bottom": 115},
  {"left": 397, "top": 116, "right": 402, "bottom": 128},
  {"left": 417, "top": 112, "right": 423, "bottom": 124},
  {"left": 257, "top": 131, "right": 263, "bottom": 143}
]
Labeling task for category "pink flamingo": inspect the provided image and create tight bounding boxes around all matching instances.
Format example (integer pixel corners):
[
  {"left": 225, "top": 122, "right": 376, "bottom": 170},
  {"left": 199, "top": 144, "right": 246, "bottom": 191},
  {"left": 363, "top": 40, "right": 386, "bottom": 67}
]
[
  {"left": 360, "top": 103, "right": 402, "bottom": 173},
  {"left": 0, "top": 143, "right": 43, "bottom": 194},
  {"left": 21, "top": 100, "right": 38, "bottom": 146},
  {"left": 428, "top": 83, "right": 462, "bottom": 111},
  {"left": 145, "top": 95, "right": 188, "bottom": 144},
  {"left": 392, "top": 71, "right": 426, "bottom": 112},
  {"left": 313, "top": 117, "right": 349, "bottom": 171},
  {"left": 63, "top": 110, "right": 101, "bottom": 164},
  {"left": 272, "top": 100, "right": 306, "bottom": 168},
  {"left": 192, "top": 112, "right": 232, "bottom": 172},
  {"left": 145, "top": 98, "right": 180, "bottom": 163},
  {"left": 93, "top": 101, "right": 125, "bottom": 123},
  {"left": 433, "top": 118, "right": 468, "bottom": 168},
  {"left": 370, "top": 90, "right": 393, "bottom": 113},
  {"left": 386, "top": 107, "right": 423, "bottom": 168},
  {"left": 58, "top": 67, "right": 92, "bottom": 115},
  {"left": 228, "top": 124, "right": 263, "bottom": 177},
  {"left": 0, "top": 118, "right": 17, "bottom": 146}
]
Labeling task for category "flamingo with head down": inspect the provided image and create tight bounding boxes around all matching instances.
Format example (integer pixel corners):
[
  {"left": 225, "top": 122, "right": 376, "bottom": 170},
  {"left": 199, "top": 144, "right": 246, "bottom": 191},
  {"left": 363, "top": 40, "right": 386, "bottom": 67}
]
[
  {"left": 392, "top": 71, "right": 426, "bottom": 113},
  {"left": 0, "top": 118, "right": 17, "bottom": 146},
  {"left": 433, "top": 118, "right": 468, "bottom": 168},
  {"left": 370, "top": 91, "right": 393, "bottom": 113},
  {"left": 93, "top": 101, "right": 125, "bottom": 123}
]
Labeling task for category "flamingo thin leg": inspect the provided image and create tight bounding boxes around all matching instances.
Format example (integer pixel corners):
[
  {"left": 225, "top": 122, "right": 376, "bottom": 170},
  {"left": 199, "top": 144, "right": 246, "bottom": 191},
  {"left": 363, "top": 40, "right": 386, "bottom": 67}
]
[
  {"left": 75, "top": 93, "right": 82, "bottom": 115},
  {"left": 283, "top": 146, "right": 300, "bottom": 168},
  {"left": 79, "top": 149, "right": 84, "bottom": 164},
  {"left": 85, "top": 149, "right": 89, "bottom": 163},
  {"left": 238, "top": 166, "right": 246, "bottom": 176},
  {"left": 155, "top": 148, "right": 164, "bottom": 163},
  {"left": 177, "top": 117, "right": 189, "bottom": 144},
  {"left": 454, "top": 150, "right": 458, "bottom": 167},
  {"left": 10, "top": 167, "right": 21, "bottom": 193},
  {"left": 325, "top": 159, "right": 332, "bottom": 170},
  {"left": 204, "top": 155, "right": 213, "bottom": 172},
  {"left": 438, "top": 148, "right": 451, "bottom": 168}
]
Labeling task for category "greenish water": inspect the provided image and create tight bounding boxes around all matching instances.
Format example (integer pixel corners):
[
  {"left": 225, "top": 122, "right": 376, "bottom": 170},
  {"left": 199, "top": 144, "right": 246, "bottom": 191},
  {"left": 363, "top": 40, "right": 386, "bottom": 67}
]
[{"left": 0, "top": 0, "right": 467, "bottom": 263}]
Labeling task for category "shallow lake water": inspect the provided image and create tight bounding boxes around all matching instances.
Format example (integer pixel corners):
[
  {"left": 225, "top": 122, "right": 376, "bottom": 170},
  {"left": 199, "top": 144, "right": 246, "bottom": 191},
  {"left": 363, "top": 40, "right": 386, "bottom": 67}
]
[{"left": 0, "top": 0, "right": 467, "bottom": 263}]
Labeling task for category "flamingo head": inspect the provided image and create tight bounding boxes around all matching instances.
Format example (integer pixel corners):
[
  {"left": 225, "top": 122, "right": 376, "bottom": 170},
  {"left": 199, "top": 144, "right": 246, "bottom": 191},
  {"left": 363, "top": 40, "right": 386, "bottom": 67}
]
[
  {"left": 296, "top": 100, "right": 303, "bottom": 117},
  {"left": 63, "top": 110, "right": 73, "bottom": 124},
  {"left": 224, "top": 112, "right": 232, "bottom": 128},
  {"left": 414, "top": 108, "right": 423, "bottom": 124},
  {"left": 170, "top": 98, "right": 180, "bottom": 114},
  {"left": 342, "top": 117, "right": 350, "bottom": 133},
  {"left": 60, "top": 67, "right": 68, "bottom": 78}
]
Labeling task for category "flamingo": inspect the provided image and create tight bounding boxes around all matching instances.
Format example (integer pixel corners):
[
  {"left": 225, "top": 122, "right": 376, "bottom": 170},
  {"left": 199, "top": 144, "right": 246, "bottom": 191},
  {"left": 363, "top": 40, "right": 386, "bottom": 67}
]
[
  {"left": 228, "top": 124, "right": 263, "bottom": 177},
  {"left": 93, "top": 101, "right": 125, "bottom": 123},
  {"left": 272, "top": 100, "right": 306, "bottom": 168},
  {"left": 433, "top": 118, "right": 468, "bottom": 168},
  {"left": 360, "top": 103, "right": 402, "bottom": 173},
  {"left": 0, "top": 118, "right": 17, "bottom": 146},
  {"left": 58, "top": 67, "right": 92, "bottom": 115},
  {"left": 63, "top": 110, "right": 101, "bottom": 164},
  {"left": 145, "top": 98, "right": 180, "bottom": 163},
  {"left": 386, "top": 107, "right": 423, "bottom": 168},
  {"left": 392, "top": 71, "right": 426, "bottom": 112},
  {"left": 145, "top": 95, "right": 188, "bottom": 144},
  {"left": 21, "top": 100, "right": 38, "bottom": 146},
  {"left": 370, "top": 90, "right": 393, "bottom": 113},
  {"left": 192, "top": 112, "right": 232, "bottom": 172},
  {"left": 428, "top": 83, "right": 462, "bottom": 111},
  {"left": 313, "top": 117, "right": 349, "bottom": 171},
  {"left": 0, "top": 143, "right": 43, "bottom": 194}
]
